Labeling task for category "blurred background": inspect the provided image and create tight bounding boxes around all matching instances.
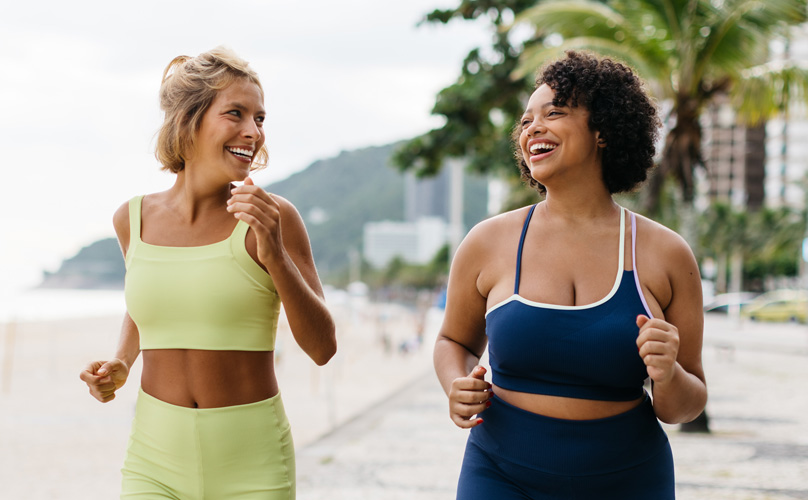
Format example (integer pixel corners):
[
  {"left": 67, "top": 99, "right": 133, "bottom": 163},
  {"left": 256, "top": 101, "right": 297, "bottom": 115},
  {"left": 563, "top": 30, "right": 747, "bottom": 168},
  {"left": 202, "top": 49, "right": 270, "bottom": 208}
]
[{"left": 1, "top": 0, "right": 807, "bottom": 499}]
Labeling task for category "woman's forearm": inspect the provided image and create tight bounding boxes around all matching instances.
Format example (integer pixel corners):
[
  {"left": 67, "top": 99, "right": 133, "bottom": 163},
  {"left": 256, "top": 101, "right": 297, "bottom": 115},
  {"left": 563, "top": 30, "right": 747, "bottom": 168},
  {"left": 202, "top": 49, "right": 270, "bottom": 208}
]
[
  {"left": 434, "top": 335, "right": 481, "bottom": 396},
  {"left": 114, "top": 312, "right": 141, "bottom": 369},
  {"left": 268, "top": 253, "right": 336, "bottom": 366},
  {"left": 651, "top": 362, "right": 708, "bottom": 424}
]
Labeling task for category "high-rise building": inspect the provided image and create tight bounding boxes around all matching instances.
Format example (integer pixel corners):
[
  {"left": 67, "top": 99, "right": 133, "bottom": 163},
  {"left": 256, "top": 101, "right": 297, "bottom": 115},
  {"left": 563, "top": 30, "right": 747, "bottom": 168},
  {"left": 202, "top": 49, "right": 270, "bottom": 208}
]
[
  {"left": 701, "top": 24, "right": 808, "bottom": 211},
  {"left": 702, "top": 94, "right": 766, "bottom": 210},
  {"left": 764, "top": 24, "right": 808, "bottom": 210}
]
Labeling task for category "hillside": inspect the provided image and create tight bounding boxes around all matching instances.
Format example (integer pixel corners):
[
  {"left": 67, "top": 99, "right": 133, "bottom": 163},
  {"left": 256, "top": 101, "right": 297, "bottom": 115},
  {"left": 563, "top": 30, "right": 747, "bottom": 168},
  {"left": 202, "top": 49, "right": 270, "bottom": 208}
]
[{"left": 40, "top": 142, "right": 490, "bottom": 289}]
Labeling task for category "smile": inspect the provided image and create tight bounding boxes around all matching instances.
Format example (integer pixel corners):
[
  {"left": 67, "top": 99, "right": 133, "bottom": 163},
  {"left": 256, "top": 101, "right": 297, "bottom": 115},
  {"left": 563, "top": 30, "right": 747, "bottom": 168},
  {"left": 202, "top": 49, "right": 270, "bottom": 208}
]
[
  {"left": 529, "top": 143, "right": 557, "bottom": 155},
  {"left": 226, "top": 147, "right": 254, "bottom": 159}
]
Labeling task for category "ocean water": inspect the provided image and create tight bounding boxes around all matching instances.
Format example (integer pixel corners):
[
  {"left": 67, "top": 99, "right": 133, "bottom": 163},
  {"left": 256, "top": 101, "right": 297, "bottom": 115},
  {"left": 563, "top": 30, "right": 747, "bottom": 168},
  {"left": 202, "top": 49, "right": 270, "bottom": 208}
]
[{"left": 0, "top": 287, "right": 125, "bottom": 323}]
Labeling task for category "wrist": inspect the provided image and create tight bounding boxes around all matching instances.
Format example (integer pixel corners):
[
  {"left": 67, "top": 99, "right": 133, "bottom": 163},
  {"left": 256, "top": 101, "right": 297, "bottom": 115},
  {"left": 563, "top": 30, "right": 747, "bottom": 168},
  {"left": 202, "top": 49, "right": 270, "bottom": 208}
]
[{"left": 653, "top": 362, "right": 682, "bottom": 390}]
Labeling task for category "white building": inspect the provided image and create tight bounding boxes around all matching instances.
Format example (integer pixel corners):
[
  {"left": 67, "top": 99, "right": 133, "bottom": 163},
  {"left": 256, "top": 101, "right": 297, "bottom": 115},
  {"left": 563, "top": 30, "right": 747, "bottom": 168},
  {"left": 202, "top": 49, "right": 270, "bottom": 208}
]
[
  {"left": 699, "top": 23, "right": 808, "bottom": 211},
  {"left": 363, "top": 217, "right": 449, "bottom": 268},
  {"left": 765, "top": 24, "right": 808, "bottom": 209}
]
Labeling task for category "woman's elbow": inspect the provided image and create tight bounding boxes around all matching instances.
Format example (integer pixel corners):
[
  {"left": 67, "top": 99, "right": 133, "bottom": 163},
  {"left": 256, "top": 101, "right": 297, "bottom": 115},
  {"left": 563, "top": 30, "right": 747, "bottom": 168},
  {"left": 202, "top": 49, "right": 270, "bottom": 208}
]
[{"left": 312, "top": 323, "right": 337, "bottom": 366}]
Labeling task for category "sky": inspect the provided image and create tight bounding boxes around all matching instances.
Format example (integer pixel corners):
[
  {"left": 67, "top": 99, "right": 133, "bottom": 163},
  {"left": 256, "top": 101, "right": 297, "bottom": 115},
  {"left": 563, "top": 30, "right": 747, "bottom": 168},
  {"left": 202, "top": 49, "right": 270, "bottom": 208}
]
[{"left": 0, "top": 0, "right": 493, "bottom": 296}]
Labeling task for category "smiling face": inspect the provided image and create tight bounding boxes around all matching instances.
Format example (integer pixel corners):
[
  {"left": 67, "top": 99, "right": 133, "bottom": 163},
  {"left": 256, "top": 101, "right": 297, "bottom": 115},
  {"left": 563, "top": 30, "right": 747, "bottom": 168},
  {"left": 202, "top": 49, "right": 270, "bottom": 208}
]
[
  {"left": 518, "top": 84, "right": 604, "bottom": 190},
  {"left": 187, "top": 78, "right": 266, "bottom": 182}
]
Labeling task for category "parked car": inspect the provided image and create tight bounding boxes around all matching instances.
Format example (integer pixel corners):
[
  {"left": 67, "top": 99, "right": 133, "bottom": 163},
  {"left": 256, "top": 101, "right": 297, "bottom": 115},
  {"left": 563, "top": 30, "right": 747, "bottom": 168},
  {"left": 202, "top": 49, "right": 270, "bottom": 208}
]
[
  {"left": 703, "top": 292, "right": 759, "bottom": 314},
  {"left": 741, "top": 290, "right": 808, "bottom": 323}
]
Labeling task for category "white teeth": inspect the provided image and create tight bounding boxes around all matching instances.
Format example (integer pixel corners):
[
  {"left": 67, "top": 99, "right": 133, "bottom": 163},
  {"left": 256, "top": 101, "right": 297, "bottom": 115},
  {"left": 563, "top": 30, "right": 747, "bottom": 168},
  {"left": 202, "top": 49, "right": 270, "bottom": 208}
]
[
  {"left": 228, "top": 147, "right": 254, "bottom": 158},
  {"left": 529, "top": 143, "right": 557, "bottom": 154}
]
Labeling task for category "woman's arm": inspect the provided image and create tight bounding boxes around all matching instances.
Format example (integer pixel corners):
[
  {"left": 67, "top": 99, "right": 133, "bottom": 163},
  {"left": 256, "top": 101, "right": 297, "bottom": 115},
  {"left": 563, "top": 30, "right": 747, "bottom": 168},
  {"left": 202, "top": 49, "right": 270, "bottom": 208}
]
[
  {"left": 79, "top": 202, "right": 141, "bottom": 402},
  {"left": 434, "top": 223, "right": 493, "bottom": 429},
  {"left": 637, "top": 226, "right": 707, "bottom": 424},
  {"left": 228, "top": 178, "right": 336, "bottom": 365},
  {"left": 79, "top": 313, "right": 140, "bottom": 402}
]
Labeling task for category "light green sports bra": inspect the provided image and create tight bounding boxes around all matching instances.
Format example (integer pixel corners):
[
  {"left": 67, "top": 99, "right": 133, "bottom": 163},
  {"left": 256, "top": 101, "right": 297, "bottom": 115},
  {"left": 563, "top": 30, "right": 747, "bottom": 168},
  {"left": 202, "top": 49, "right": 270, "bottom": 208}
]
[{"left": 124, "top": 195, "right": 280, "bottom": 351}]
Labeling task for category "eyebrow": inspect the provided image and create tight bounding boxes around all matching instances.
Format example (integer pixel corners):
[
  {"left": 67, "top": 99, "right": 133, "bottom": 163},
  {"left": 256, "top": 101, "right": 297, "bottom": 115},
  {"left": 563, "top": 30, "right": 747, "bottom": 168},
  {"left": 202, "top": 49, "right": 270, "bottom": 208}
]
[
  {"left": 522, "top": 101, "right": 557, "bottom": 117},
  {"left": 225, "top": 102, "right": 266, "bottom": 114}
]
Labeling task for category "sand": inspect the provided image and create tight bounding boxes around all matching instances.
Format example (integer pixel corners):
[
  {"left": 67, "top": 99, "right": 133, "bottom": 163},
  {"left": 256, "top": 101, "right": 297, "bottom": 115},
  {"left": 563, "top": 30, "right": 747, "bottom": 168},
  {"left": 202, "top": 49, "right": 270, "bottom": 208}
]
[{"left": 0, "top": 299, "right": 436, "bottom": 499}]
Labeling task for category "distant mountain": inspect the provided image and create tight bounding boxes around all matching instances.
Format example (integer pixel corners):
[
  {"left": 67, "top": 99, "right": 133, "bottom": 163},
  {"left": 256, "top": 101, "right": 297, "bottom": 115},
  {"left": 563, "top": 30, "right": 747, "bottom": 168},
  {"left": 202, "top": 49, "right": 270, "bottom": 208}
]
[
  {"left": 40, "top": 142, "right": 489, "bottom": 289},
  {"left": 40, "top": 238, "right": 125, "bottom": 289}
]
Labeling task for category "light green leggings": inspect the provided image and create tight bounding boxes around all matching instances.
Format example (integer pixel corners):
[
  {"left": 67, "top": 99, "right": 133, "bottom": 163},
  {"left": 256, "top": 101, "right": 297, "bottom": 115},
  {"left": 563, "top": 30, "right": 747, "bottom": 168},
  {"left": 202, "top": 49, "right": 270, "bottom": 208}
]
[{"left": 121, "top": 388, "right": 295, "bottom": 499}]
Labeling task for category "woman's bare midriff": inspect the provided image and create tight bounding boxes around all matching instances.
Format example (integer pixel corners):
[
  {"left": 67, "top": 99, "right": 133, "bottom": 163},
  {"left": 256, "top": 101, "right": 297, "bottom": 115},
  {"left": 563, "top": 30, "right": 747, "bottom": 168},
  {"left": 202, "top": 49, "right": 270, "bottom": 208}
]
[
  {"left": 493, "top": 384, "right": 643, "bottom": 420},
  {"left": 141, "top": 350, "right": 278, "bottom": 408}
]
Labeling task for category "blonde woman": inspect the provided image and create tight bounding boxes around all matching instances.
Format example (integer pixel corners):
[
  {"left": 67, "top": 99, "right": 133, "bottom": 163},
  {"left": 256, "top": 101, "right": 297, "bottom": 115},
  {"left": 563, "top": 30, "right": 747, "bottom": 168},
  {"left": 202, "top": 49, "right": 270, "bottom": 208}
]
[{"left": 80, "top": 47, "right": 336, "bottom": 499}]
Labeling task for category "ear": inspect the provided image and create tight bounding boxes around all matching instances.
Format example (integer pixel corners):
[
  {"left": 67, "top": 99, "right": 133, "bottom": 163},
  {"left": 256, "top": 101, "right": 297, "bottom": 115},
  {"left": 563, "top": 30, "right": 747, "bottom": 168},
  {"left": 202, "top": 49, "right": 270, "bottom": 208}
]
[{"left": 596, "top": 134, "right": 607, "bottom": 148}]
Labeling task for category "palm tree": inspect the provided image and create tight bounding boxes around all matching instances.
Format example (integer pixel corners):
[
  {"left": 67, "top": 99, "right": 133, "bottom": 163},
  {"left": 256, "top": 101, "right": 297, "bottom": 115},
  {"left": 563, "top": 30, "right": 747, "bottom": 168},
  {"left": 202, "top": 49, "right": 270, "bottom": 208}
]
[
  {"left": 699, "top": 202, "right": 735, "bottom": 293},
  {"left": 512, "top": 0, "right": 808, "bottom": 215}
]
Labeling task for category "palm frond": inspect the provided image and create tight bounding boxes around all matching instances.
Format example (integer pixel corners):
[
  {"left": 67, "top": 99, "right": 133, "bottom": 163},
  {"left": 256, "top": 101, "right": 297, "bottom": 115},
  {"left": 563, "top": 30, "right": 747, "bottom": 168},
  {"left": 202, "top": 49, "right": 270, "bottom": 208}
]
[
  {"left": 733, "top": 60, "right": 808, "bottom": 124},
  {"left": 515, "top": 36, "right": 670, "bottom": 98},
  {"left": 692, "top": 0, "right": 804, "bottom": 88}
]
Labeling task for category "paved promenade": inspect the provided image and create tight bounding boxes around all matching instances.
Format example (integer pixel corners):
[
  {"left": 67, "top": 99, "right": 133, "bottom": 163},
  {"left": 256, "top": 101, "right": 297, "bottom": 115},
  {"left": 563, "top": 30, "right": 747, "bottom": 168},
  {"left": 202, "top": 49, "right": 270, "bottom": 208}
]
[
  {"left": 296, "top": 314, "right": 808, "bottom": 500},
  {"left": 1, "top": 306, "right": 806, "bottom": 499}
]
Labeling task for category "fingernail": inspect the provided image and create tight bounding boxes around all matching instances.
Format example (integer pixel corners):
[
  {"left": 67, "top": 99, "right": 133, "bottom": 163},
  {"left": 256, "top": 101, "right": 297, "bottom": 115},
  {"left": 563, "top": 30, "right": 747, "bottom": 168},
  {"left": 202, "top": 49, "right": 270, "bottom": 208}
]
[
  {"left": 476, "top": 418, "right": 483, "bottom": 425},
  {"left": 486, "top": 401, "right": 492, "bottom": 408}
]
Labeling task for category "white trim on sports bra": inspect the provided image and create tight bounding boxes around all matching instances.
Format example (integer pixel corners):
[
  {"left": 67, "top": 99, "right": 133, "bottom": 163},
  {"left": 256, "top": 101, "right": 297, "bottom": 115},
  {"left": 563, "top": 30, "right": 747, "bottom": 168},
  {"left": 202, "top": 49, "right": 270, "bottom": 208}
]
[{"left": 485, "top": 207, "right": 627, "bottom": 317}]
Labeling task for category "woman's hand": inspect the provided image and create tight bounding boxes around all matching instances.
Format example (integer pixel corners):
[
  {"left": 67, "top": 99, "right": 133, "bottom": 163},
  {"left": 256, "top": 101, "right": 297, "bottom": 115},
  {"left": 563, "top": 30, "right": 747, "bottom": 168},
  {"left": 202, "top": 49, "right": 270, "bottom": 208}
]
[
  {"left": 79, "top": 359, "right": 130, "bottom": 403},
  {"left": 227, "top": 177, "right": 284, "bottom": 267},
  {"left": 636, "top": 315, "right": 680, "bottom": 385},
  {"left": 448, "top": 365, "right": 493, "bottom": 429}
]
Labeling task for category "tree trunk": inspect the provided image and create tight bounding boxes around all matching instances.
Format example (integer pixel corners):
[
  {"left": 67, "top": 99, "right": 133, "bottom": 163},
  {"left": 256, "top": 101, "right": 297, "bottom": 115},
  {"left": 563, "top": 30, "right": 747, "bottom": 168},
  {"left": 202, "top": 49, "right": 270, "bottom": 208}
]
[
  {"left": 716, "top": 253, "right": 727, "bottom": 294},
  {"left": 644, "top": 95, "right": 703, "bottom": 214}
]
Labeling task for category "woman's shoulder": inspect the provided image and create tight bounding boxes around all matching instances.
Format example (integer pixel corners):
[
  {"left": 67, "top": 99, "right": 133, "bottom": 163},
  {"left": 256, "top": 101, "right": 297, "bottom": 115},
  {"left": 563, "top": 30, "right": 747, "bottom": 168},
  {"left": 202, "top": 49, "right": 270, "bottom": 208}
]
[
  {"left": 458, "top": 205, "right": 536, "bottom": 257},
  {"left": 633, "top": 212, "right": 698, "bottom": 276},
  {"left": 634, "top": 213, "right": 692, "bottom": 254},
  {"left": 268, "top": 193, "right": 306, "bottom": 230},
  {"left": 468, "top": 205, "right": 535, "bottom": 237},
  {"left": 112, "top": 198, "right": 135, "bottom": 238}
]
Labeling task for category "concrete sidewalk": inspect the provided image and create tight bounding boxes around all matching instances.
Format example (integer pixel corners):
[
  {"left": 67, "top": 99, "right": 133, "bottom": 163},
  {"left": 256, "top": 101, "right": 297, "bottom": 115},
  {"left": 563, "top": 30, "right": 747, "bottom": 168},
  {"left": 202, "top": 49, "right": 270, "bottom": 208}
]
[{"left": 297, "top": 315, "right": 808, "bottom": 500}]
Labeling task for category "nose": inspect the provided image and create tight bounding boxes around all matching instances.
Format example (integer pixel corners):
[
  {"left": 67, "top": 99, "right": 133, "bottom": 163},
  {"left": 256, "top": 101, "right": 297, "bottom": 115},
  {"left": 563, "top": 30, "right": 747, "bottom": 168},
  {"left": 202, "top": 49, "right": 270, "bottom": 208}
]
[
  {"left": 241, "top": 119, "right": 261, "bottom": 141},
  {"left": 525, "top": 120, "right": 546, "bottom": 136}
]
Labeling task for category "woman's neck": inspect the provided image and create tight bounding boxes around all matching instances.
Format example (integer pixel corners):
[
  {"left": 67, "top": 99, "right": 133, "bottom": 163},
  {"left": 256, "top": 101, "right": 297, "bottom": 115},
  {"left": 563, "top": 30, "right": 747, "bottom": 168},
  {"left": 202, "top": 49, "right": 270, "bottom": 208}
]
[{"left": 165, "top": 170, "right": 232, "bottom": 222}]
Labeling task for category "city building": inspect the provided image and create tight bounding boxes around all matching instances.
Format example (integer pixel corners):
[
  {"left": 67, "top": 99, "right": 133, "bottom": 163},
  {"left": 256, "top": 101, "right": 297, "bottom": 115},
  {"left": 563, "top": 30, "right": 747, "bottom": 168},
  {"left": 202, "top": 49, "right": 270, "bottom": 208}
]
[
  {"left": 363, "top": 217, "right": 449, "bottom": 268},
  {"left": 363, "top": 161, "right": 467, "bottom": 268},
  {"left": 701, "top": 24, "right": 808, "bottom": 211}
]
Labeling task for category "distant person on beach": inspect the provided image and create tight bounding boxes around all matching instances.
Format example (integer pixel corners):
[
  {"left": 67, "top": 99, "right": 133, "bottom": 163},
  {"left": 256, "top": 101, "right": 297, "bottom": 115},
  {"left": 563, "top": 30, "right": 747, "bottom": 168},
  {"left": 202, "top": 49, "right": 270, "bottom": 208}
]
[
  {"left": 434, "top": 51, "right": 706, "bottom": 499},
  {"left": 79, "top": 47, "right": 336, "bottom": 499}
]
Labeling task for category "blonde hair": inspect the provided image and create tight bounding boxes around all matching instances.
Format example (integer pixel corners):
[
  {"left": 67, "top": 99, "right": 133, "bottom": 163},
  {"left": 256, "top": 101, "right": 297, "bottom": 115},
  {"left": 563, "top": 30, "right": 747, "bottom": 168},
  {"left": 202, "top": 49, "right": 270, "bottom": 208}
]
[{"left": 155, "top": 46, "right": 269, "bottom": 173}]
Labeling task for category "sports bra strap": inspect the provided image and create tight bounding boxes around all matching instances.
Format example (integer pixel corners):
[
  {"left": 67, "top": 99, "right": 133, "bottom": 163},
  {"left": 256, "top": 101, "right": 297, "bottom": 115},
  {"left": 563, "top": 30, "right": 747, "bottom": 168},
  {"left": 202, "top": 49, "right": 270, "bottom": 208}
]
[
  {"left": 514, "top": 204, "right": 626, "bottom": 295},
  {"left": 128, "top": 195, "right": 143, "bottom": 243},
  {"left": 630, "top": 212, "right": 638, "bottom": 272},
  {"left": 514, "top": 204, "right": 538, "bottom": 294},
  {"left": 125, "top": 195, "right": 144, "bottom": 268},
  {"left": 629, "top": 211, "right": 654, "bottom": 317}
]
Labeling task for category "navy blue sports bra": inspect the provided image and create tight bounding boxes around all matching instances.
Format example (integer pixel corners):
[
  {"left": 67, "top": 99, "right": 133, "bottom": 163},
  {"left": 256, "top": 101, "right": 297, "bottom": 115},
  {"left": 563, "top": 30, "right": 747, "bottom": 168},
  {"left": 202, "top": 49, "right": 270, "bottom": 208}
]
[{"left": 485, "top": 205, "right": 652, "bottom": 401}]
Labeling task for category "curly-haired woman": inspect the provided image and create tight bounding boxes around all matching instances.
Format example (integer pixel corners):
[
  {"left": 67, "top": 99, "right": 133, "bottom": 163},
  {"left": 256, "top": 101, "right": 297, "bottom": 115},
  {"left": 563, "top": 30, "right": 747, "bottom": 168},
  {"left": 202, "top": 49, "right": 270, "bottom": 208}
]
[
  {"left": 79, "top": 47, "right": 336, "bottom": 499},
  {"left": 434, "top": 50, "right": 706, "bottom": 499}
]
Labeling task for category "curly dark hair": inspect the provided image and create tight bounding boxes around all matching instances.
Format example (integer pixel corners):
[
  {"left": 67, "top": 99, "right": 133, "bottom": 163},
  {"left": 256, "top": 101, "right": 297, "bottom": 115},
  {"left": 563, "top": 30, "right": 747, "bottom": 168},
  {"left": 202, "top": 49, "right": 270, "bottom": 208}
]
[{"left": 514, "top": 50, "right": 660, "bottom": 194}]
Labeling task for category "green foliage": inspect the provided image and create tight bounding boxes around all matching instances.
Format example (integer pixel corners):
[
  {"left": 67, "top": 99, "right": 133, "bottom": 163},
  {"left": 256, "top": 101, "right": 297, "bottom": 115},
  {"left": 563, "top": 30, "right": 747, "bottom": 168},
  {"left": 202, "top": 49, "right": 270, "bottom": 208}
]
[
  {"left": 362, "top": 244, "right": 452, "bottom": 291},
  {"left": 400, "top": 0, "right": 807, "bottom": 215},
  {"left": 697, "top": 201, "right": 805, "bottom": 291},
  {"left": 393, "top": 0, "right": 541, "bottom": 184},
  {"left": 515, "top": 0, "right": 807, "bottom": 208}
]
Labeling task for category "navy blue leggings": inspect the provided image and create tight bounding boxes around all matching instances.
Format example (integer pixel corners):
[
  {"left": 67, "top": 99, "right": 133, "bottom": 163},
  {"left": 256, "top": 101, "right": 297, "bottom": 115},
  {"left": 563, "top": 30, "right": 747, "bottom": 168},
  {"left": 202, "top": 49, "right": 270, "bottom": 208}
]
[{"left": 457, "top": 395, "right": 675, "bottom": 499}]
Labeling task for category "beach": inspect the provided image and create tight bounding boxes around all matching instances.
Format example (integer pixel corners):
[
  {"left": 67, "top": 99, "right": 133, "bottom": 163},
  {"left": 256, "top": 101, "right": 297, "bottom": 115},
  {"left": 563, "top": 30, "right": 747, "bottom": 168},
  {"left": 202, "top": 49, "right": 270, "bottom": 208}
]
[
  {"left": 0, "top": 295, "right": 434, "bottom": 499},
  {"left": 1, "top": 302, "right": 807, "bottom": 499}
]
